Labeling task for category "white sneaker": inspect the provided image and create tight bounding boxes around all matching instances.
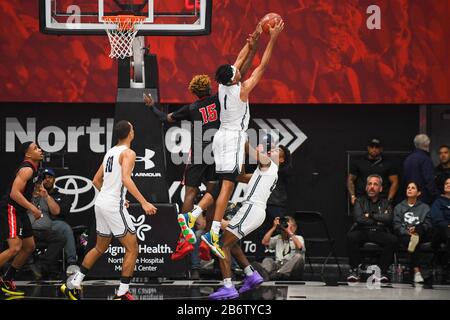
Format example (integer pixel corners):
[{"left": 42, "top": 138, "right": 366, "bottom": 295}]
[
  {"left": 68, "top": 272, "right": 83, "bottom": 289},
  {"left": 66, "top": 264, "right": 80, "bottom": 276},
  {"left": 414, "top": 272, "right": 424, "bottom": 283}
]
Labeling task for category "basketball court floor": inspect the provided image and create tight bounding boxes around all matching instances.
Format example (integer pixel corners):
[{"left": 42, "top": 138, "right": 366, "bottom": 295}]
[{"left": 4, "top": 280, "right": 449, "bottom": 300}]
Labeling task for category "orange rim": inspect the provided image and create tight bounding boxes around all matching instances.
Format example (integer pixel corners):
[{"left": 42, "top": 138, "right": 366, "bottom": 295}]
[{"left": 103, "top": 15, "right": 146, "bottom": 31}]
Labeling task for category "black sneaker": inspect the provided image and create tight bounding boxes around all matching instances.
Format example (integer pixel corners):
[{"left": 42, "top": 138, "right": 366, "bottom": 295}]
[
  {"left": 60, "top": 283, "right": 81, "bottom": 300},
  {"left": 346, "top": 269, "right": 360, "bottom": 282},
  {"left": 0, "top": 277, "right": 25, "bottom": 296}
]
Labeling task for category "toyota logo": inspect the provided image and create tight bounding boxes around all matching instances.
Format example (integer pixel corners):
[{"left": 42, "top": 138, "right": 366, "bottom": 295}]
[{"left": 55, "top": 175, "right": 98, "bottom": 213}]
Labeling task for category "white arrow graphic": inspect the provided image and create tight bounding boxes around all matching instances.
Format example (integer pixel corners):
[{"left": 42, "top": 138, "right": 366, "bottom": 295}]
[
  {"left": 282, "top": 119, "right": 308, "bottom": 153},
  {"left": 253, "top": 118, "right": 307, "bottom": 154},
  {"left": 253, "top": 118, "right": 272, "bottom": 132},
  {"left": 253, "top": 118, "right": 280, "bottom": 146},
  {"left": 268, "top": 119, "right": 293, "bottom": 149}
]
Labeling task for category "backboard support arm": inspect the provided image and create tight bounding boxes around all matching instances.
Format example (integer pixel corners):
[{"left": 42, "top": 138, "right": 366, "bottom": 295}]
[{"left": 131, "top": 36, "right": 146, "bottom": 88}]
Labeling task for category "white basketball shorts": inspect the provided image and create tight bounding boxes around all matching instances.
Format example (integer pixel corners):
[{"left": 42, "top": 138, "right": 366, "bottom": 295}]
[
  {"left": 212, "top": 129, "right": 246, "bottom": 176},
  {"left": 226, "top": 203, "right": 266, "bottom": 239},
  {"left": 95, "top": 204, "right": 136, "bottom": 238}
]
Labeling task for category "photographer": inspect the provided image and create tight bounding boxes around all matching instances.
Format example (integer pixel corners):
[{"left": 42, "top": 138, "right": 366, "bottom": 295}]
[{"left": 254, "top": 216, "right": 305, "bottom": 280}]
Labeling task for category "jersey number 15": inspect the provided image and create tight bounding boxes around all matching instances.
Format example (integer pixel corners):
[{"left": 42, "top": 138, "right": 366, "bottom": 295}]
[{"left": 199, "top": 103, "right": 218, "bottom": 124}]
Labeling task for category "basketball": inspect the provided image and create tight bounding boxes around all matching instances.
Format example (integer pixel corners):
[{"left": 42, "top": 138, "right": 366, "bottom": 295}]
[{"left": 260, "top": 13, "right": 282, "bottom": 34}]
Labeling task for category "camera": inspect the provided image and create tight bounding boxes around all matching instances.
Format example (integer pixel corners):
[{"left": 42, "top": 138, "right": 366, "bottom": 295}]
[
  {"left": 278, "top": 217, "right": 289, "bottom": 229},
  {"left": 36, "top": 167, "right": 46, "bottom": 184}
]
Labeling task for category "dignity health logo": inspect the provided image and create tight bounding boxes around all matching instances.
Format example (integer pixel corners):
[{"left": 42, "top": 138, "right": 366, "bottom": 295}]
[{"left": 130, "top": 215, "right": 152, "bottom": 241}]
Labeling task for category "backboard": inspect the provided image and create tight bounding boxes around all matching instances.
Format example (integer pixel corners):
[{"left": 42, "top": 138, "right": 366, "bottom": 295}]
[{"left": 39, "top": 0, "right": 212, "bottom": 36}]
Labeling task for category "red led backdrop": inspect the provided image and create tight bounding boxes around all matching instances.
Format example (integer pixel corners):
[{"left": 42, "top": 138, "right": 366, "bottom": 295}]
[{"left": 0, "top": 0, "right": 449, "bottom": 104}]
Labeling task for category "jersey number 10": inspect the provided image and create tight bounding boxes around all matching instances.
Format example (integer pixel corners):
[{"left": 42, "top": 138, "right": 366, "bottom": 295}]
[{"left": 105, "top": 156, "right": 114, "bottom": 173}]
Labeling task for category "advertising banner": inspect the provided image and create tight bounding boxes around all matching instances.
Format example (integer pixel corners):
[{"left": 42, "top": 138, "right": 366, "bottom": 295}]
[{"left": 89, "top": 203, "right": 186, "bottom": 278}]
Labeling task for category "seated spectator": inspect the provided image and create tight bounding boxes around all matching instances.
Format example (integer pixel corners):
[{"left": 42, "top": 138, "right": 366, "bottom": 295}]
[
  {"left": 435, "top": 145, "right": 450, "bottom": 195},
  {"left": 253, "top": 216, "right": 305, "bottom": 281},
  {"left": 393, "top": 182, "right": 432, "bottom": 283},
  {"left": 347, "top": 174, "right": 397, "bottom": 283},
  {"left": 431, "top": 177, "right": 450, "bottom": 283},
  {"left": 41, "top": 168, "right": 80, "bottom": 275},
  {"left": 28, "top": 183, "right": 66, "bottom": 280}
]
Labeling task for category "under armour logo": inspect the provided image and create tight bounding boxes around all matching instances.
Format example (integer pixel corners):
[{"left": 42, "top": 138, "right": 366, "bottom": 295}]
[{"left": 136, "top": 149, "right": 155, "bottom": 170}]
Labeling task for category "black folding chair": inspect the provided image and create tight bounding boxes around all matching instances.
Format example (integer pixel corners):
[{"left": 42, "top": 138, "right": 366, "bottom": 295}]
[{"left": 294, "top": 211, "right": 342, "bottom": 279}]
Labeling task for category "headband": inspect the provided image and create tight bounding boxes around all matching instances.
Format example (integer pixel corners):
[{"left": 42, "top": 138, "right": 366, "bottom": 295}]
[{"left": 230, "top": 65, "right": 237, "bottom": 83}]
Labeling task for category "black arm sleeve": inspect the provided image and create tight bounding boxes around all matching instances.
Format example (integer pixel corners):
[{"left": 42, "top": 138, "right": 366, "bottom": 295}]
[
  {"left": 150, "top": 105, "right": 170, "bottom": 122},
  {"left": 170, "top": 104, "right": 192, "bottom": 121}
]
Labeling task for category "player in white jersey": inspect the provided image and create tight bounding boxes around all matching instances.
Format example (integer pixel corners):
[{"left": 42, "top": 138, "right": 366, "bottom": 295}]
[
  {"left": 202, "top": 20, "right": 285, "bottom": 259},
  {"left": 209, "top": 144, "right": 290, "bottom": 300},
  {"left": 61, "top": 120, "right": 157, "bottom": 300},
  {"left": 175, "top": 24, "right": 262, "bottom": 250}
]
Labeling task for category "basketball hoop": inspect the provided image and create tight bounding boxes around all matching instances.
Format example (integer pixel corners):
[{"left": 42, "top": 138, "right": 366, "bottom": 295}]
[{"left": 102, "top": 15, "right": 146, "bottom": 59}]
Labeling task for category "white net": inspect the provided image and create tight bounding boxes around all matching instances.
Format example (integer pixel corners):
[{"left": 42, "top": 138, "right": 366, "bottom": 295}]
[{"left": 102, "top": 15, "right": 145, "bottom": 59}]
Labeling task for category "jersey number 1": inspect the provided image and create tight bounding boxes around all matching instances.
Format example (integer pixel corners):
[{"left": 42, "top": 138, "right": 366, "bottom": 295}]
[
  {"left": 199, "top": 103, "right": 218, "bottom": 124},
  {"left": 105, "top": 156, "right": 114, "bottom": 173}
]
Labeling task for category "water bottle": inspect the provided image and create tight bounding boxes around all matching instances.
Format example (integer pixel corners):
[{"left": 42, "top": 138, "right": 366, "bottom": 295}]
[
  {"left": 396, "top": 264, "right": 404, "bottom": 283},
  {"left": 389, "top": 264, "right": 397, "bottom": 282}
]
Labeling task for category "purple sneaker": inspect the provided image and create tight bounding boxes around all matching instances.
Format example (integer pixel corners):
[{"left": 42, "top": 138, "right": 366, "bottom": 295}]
[
  {"left": 239, "top": 271, "right": 264, "bottom": 294},
  {"left": 209, "top": 286, "right": 239, "bottom": 300}
]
